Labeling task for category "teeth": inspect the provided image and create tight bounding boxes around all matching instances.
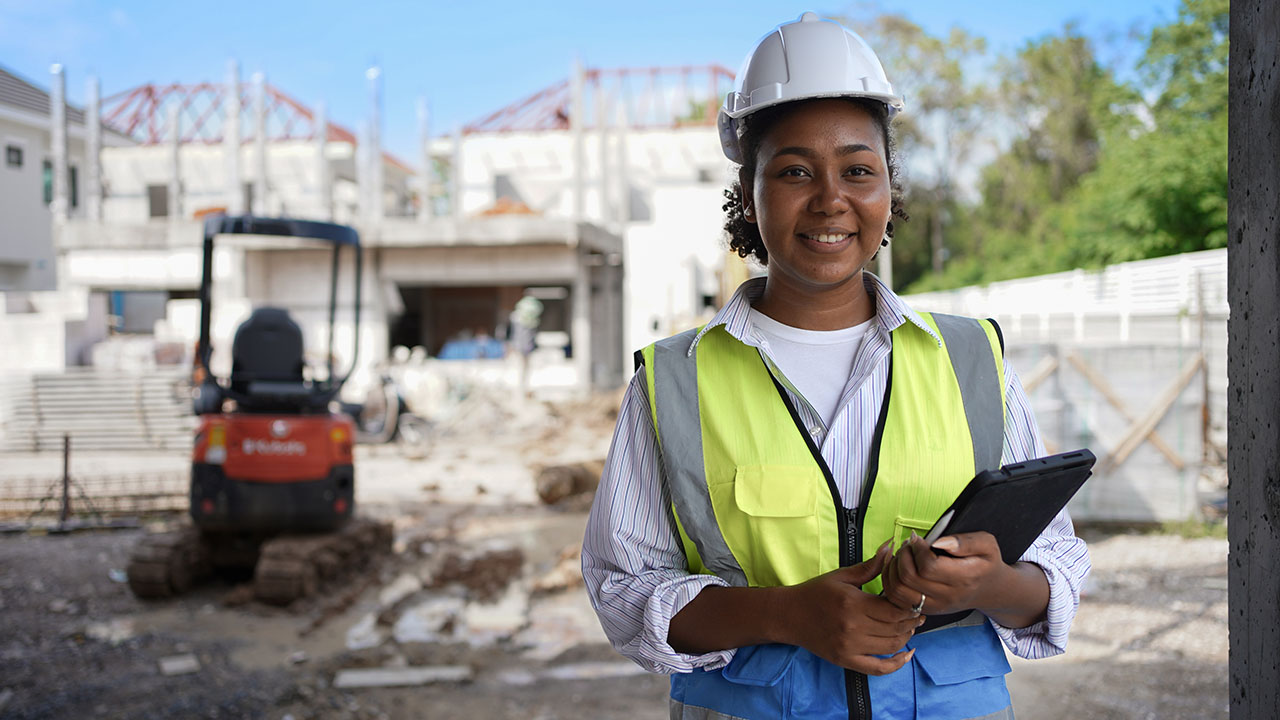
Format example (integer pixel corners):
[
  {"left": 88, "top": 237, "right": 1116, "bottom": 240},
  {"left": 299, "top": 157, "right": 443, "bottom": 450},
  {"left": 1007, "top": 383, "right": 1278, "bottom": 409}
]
[{"left": 807, "top": 233, "right": 848, "bottom": 244}]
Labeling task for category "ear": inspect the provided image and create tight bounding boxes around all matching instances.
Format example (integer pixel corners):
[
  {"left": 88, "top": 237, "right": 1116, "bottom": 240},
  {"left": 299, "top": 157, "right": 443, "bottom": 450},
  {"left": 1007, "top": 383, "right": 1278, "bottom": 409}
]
[{"left": 738, "top": 167, "right": 756, "bottom": 225}]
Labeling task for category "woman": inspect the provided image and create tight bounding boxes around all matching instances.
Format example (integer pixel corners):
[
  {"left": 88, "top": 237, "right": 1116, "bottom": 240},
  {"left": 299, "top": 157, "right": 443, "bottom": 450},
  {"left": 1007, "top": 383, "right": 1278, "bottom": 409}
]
[{"left": 583, "top": 13, "right": 1089, "bottom": 720}]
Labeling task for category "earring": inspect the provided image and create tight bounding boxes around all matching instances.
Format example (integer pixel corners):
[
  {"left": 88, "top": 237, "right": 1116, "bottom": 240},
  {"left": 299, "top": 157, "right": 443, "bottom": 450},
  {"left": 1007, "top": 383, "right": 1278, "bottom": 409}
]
[
  {"left": 744, "top": 204, "right": 754, "bottom": 219},
  {"left": 881, "top": 233, "right": 890, "bottom": 248}
]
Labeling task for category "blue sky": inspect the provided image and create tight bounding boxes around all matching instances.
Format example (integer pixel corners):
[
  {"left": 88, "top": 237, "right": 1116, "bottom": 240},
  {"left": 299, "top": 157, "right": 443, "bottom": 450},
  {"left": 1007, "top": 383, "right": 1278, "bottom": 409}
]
[{"left": 1, "top": 0, "right": 1182, "bottom": 161}]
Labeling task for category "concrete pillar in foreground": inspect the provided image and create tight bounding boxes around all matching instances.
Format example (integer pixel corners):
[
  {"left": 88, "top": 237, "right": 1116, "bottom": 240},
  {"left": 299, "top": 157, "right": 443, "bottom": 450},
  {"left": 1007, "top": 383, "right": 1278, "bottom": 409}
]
[
  {"left": 85, "top": 76, "right": 102, "bottom": 222},
  {"left": 49, "top": 64, "right": 69, "bottom": 223},
  {"left": 224, "top": 60, "right": 243, "bottom": 215},
  {"left": 1228, "top": 0, "right": 1280, "bottom": 716}
]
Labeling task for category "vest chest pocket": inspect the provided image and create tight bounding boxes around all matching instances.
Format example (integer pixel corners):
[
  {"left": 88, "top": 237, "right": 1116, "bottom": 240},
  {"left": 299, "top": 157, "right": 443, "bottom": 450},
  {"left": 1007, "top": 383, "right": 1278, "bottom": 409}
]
[{"left": 708, "top": 465, "right": 832, "bottom": 587}]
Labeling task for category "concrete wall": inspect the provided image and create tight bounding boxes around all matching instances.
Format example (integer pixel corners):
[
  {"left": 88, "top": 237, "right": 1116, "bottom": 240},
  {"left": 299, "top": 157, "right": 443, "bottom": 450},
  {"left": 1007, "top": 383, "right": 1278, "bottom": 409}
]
[
  {"left": 0, "top": 114, "right": 86, "bottom": 291},
  {"left": 1228, "top": 0, "right": 1280, "bottom": 714},
  {"left": 457, "top": 126, "right": 732, "bottom": 364},
  {"left": 99, "top": 140, "right": 372, "bottom": 224}
]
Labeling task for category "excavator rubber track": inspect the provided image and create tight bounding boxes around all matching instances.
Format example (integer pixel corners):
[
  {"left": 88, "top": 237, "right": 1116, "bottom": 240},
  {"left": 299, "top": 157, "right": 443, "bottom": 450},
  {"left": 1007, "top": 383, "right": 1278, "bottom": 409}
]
[
  {"left": 125, "top": 517, "right": 393, "bottom": 604},
  {"left": 253, "top": 517, "right": 394, "bottom": 605},
  {"left": 125, "top": 526, "right": 211, "bottom": 599}
]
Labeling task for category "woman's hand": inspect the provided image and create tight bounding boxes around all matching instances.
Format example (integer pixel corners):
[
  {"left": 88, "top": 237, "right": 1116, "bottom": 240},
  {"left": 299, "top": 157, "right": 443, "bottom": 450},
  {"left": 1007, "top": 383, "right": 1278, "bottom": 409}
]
[
  {"left": 775, "top": 541, "right": 922, "bottom": 675},
  {"left": 668, "top": 540, "right": 922, "bottom": 676},
  {"left": 882, "top": 532, "right": 1050, "bottom": 629}
]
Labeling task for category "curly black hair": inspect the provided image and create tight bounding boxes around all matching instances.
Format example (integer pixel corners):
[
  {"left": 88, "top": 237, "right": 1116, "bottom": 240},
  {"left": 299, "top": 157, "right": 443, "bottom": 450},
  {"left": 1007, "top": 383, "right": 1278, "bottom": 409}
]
[{"left": 723, "top": 97, "right": 909, "bottom": 266}]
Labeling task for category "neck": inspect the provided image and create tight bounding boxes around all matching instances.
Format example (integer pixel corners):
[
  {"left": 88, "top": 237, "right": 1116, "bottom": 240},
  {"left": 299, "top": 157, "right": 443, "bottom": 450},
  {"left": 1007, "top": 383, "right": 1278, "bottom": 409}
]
[{"left": 755, "top": 272, "right": 875, "bottom": 331}]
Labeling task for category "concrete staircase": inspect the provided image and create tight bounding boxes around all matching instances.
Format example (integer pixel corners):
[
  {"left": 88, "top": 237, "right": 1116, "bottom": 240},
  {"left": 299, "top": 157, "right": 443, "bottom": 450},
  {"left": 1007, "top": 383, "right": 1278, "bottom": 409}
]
[{"left": 0, "top": 368, "right": 196, "bottom": 452}]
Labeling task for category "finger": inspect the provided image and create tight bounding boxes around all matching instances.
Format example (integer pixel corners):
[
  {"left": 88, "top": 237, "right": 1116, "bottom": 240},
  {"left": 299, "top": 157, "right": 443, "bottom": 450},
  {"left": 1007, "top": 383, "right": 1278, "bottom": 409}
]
[
  {"left": 846, "top": 648, "right": 916, "bottom": 677},
  {"left": 881, "top": 554, "right": 920, "bottom": 612},
  {"left": 931, "top": 531, "right": 999, "bottom": 559},
  {"left": 862, "top": 614, "right": 927, "bottom": 638},
  {"left": 862, "top": 594, "right": 920, "bottom": 623},
  {"left": 909, "top": 532, "right": 941, "bottom": 578},
  {"left": 843, "top": 540, "right": 892, "bottom": 586}
]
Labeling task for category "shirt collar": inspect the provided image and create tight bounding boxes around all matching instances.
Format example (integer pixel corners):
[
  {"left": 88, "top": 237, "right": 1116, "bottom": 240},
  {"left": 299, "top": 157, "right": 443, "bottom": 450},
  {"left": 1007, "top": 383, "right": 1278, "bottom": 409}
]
[{"left": 687, "top": 272, "right": 941, "bottom": 356}]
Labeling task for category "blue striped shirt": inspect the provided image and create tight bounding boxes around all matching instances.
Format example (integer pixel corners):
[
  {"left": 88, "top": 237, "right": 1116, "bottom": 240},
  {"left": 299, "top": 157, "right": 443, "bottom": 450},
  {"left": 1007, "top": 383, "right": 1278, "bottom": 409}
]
[{"left": 582, "top": 274, "right": 1091, "bottom": 674}]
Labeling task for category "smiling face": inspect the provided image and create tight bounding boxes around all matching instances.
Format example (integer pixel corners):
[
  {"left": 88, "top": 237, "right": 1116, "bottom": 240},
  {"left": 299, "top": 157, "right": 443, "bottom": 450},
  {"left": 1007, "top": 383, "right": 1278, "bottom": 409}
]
[{"left": 743, "top": 98, "right": 892, "bottom": 327}]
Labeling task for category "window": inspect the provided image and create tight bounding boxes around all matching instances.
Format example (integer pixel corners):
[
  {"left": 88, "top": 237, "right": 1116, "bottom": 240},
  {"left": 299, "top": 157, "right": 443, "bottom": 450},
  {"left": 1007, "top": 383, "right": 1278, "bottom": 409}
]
[
  {"left": 42, "top": 162, "right": 81, "bottom": 207},
  {"left": 4, "top": 145, "right": 21, "bottom": 168},
  {"left": 147, "top": 185, "right": 168, "bottom": 218}
]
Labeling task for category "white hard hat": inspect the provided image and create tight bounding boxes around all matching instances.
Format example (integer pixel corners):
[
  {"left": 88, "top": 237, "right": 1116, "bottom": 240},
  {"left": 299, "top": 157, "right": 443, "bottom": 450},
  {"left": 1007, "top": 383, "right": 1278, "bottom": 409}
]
[{"left": 718, "top": 12, "right": 904, "bottom": 164}]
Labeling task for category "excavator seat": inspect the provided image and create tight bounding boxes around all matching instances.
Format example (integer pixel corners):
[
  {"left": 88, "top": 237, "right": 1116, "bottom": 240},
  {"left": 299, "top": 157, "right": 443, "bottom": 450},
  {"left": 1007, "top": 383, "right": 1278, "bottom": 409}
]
[{"left": 229, "top": 307, "right": 316, "bottom": 412}]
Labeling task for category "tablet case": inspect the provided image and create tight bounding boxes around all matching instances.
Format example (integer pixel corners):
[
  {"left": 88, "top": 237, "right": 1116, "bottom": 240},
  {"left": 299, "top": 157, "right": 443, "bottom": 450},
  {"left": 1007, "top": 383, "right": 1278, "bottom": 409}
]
[{"left": 915, "top": 449, "right": 1095, "bottom": 632}]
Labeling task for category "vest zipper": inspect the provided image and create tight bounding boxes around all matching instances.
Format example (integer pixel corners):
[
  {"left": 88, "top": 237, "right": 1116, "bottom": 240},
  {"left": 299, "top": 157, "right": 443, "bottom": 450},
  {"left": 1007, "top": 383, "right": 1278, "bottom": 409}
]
[{"left": 764, "top": 354, "right": 894, "bottom": 720}]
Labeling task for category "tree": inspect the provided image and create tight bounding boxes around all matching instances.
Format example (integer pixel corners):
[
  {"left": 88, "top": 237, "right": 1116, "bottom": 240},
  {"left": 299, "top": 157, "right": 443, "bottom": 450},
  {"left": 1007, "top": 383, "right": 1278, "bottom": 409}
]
[{"left": 843, "top": 15, "right": 992, "bottom": 289}]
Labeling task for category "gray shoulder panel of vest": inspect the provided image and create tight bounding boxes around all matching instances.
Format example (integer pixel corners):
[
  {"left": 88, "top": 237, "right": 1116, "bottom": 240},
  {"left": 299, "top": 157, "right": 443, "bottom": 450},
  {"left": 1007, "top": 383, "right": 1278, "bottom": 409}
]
[
  {"left": 930, "top": 313, "right": 1004, "bottom": 473},
  {"left": 651, "top": 327, "right": 749, "bottom": 588}
]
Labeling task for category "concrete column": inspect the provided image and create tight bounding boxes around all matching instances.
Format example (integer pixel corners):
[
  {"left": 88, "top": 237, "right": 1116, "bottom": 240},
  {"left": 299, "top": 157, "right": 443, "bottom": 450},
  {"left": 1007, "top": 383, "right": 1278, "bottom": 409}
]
[
  {"left": 450, "top": 126, "right": 463, "bottom": 223},
  {"left": 252, "top": 72, "right": 268, "bottom": 215},
  {"left": 224, "top": 60, "right": 243, "bottom": 215},
  {"left": 572, "top": 246, "right": 592, "bottom": 391},
  {"left": 85, "top": 76, "right": 102, "bottom": 222},
  {"left": 167, "top": 103, "right": 181, "bottom": 223},
  {"left": 597, "top": 88, "right": 610, "bottom": 225},
  {"left": 1228, "top": 0, "right": 1280, "bottom": 715},
  {"left": 49, "top": 64, "right": 69, "bottom": 223},
  {"left": 614, "top": 100, "right": 630, "bottom": 226},
  {"left": 417, "top": 97, "right": 432, "bottom": 223},
  {"left": 314, "top": 101, "right": 331, "bottom": 220},
  {"left": 877, "top": 236, "right": 893, "bottom": 290},
  {"left": 367, "top": 67, "right": 383, "bottom": 227},
  {"left": 356, "top": 121, "right": 370, "bottom": 224},
  {"left": 570, "top": 58, "right": 585, "bottom": 228}
]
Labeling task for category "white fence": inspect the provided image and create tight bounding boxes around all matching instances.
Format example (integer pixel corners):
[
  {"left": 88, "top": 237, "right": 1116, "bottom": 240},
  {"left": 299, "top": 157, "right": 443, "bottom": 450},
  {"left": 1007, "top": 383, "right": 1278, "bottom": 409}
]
[{"left": 903, "top": 249, "right": 1228, "bottom": 523}]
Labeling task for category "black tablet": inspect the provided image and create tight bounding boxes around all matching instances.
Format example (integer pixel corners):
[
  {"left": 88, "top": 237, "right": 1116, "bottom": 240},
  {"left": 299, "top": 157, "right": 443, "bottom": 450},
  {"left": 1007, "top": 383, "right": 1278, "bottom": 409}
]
[
  {"left": 914, "top": 449, "right": 1094, "bottom": 632},
  {"left": 922, "top": 449, "right": 1096, "bottom": 565}
]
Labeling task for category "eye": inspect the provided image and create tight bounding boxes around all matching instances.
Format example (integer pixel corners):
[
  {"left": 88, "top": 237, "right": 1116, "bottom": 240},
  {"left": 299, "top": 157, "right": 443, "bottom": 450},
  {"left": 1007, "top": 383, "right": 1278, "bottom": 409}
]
[
  {"left": 845, "top": 166, "right": 874, "bottom": 177},
  {"left": 779, "top": 166, "right": 811, "bottom": 179}
]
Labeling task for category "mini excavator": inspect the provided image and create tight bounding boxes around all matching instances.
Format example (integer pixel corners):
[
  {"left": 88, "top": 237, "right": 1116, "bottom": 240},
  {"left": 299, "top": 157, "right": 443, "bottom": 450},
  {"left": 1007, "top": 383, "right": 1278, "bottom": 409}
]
[{"left": 127, "top": 216, "right": 391, "bottom": 604}]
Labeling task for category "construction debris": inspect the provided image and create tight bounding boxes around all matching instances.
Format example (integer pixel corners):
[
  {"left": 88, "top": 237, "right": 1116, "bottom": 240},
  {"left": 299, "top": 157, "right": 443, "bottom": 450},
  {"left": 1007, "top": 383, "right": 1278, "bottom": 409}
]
[
  {"left": 530, "top": 544, "right": 583, "bottom": 594},
  {"left": 535, "top": 460, "right": 605, "bottom": 505},
  {"left": 429, "top": 546, "right": 525, "bottom": 601},
  {"left": 158, "top": 654, "right": 201, "bottom": 676},
  {"left": 85, "top": 618, "right": 136, "bottom": 645},
  {"left": 332, "top": 665, "right": 472, "bottom": 689}
]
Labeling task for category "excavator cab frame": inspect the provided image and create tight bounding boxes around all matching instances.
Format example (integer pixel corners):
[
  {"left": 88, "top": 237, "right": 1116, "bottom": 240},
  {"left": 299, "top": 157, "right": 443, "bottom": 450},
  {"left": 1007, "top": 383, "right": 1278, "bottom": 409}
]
[{"left": 194, "top": 215, "right": 362, "bottom": 415}]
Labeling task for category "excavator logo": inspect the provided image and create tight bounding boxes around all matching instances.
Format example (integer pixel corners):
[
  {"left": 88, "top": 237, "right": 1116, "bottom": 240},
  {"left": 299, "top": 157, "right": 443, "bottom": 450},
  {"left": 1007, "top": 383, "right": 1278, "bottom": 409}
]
[
  {"left": 270, "top": 420, "right": 291, "bottom": 438},
  {"left": 241, "top": 438, "right": 307, "bottom": 456}
]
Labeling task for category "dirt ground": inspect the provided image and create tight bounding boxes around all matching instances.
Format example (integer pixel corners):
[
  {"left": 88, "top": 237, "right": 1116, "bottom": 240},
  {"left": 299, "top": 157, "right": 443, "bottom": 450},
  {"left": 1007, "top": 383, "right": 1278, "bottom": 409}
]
[{"left": 0, "top": 392, "right": 1228, "bottom": 720}]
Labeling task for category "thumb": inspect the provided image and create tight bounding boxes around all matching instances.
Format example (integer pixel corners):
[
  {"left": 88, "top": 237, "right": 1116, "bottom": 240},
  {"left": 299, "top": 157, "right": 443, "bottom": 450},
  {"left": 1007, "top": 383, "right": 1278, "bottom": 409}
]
[{"left": 841, "top": 539, "right": 892, "bottom": 585}]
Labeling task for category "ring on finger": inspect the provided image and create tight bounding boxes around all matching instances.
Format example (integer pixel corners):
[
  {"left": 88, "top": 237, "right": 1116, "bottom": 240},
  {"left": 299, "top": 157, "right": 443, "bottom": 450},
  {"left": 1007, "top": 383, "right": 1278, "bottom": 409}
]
[{"left": 911, "top": 592, "right": 926, "bottom": 614}]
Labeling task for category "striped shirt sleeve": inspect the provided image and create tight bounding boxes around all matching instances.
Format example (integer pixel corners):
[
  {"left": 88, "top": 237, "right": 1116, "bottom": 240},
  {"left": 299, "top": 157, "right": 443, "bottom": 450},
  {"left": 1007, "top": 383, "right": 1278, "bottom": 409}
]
[
  {"left": 581, "top": 370, "right": 736, "bottom": 673},
  {"left": 989, "top": 358, "right": 1092, "bottom": 658}
]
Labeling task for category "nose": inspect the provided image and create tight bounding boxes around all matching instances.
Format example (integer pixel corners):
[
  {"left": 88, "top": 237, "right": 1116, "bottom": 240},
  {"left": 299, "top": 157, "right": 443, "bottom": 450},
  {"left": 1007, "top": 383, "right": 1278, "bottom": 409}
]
[{"left": 807, "top": 171, "right": 850, "bottom": 216}]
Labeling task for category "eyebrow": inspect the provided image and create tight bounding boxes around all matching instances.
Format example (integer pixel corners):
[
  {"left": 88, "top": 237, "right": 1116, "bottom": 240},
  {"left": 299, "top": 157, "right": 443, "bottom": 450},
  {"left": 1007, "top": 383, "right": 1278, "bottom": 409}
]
[{"left": 771, "top": 144, "right": 877, "bottom": 160}]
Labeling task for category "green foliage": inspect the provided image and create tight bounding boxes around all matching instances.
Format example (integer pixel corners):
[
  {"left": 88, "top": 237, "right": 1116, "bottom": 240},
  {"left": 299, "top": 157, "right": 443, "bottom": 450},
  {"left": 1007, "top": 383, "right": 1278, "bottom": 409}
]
[{"left": 892, "top": 0, "right": 1228, "bottom": 293}]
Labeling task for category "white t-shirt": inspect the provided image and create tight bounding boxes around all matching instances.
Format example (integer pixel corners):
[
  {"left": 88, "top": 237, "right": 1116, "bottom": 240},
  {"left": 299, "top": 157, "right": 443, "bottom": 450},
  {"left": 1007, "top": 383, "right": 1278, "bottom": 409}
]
[{"left": 747, "top": 308, "right": 873, "bottom": 429}]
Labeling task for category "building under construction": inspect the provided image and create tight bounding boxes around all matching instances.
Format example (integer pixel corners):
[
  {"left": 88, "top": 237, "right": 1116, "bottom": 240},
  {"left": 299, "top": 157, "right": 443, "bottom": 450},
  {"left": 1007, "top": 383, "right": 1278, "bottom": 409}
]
[{"left": 2, "top": 61, "right": 739, "bottom": 401}]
